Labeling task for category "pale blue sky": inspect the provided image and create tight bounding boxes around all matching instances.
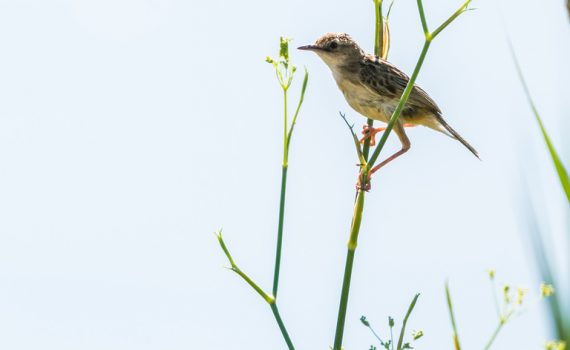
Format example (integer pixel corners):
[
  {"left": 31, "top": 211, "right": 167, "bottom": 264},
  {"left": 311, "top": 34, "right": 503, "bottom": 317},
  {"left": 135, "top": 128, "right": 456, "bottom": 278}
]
[{"left": 0, "top": 0, "right": 568, "bottom": 349}]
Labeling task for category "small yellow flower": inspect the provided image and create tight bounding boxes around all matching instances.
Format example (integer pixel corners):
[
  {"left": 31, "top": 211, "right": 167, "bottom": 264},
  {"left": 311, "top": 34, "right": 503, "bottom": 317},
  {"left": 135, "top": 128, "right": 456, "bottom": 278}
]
[
  {"left": 412, "top": 330, "right": 424, "bottom": 340},
  {"left": 540, "top": 283, "right": 555, "bottom": 298},
  {"left": 545, "top": 340, "right": 566, "bottom": 350},
  {"left": 515, "top": 288, "right": 528, "bottom": 305},
  {"left": 487, "top": 269, "right": 496, "bottom": 280},
  {"left": 503, "top": 284, "right": 511, "bottom": 304}
]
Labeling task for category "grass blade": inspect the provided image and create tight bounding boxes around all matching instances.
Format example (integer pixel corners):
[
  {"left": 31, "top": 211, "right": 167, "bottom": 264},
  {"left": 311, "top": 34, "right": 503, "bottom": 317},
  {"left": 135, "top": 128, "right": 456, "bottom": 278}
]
[{"left": 507, "top": 37, "right": 570, "bottom": 204}]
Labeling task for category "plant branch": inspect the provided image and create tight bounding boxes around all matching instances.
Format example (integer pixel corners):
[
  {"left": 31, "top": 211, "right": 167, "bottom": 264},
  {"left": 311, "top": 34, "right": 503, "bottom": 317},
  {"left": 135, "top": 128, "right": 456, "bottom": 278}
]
[
  {"left": 363, "top": 0, "right": 385, "bottom": 161},
  {"left": 271, "top": 303, "right": 295, "bottom": 350},
  {"left": 416, "top": 0, "right": 429, "bottom": 35},
  {"left": 332, "top": 2, "right": 473, "bottom": 349},
  {"left": 367, "top": 0, "right": 472, "bottom": 169},
  {"left": 217, "top": 231, "right": 295, "bottom": 349},
  {"left": 286, "top": 68, "right": 309, "bottom": 151},
  {"left": 272, "top": 165, "right": 288, "bottom": 298},
  {"left": 333, "top": 190, "right": 366, "bottom": 350},
  {"left": 445, "top": 282, "right": 462, "bottom": 350},
  {"left": 431, "top": 0, "right": 472, "bottom": 39},
  {"left": 340, "top": 112, "right": 366, "bottom": 166},
  {"left": 483, "top": 321, "right": 504, "bottom": 350},
  {"left": 217, "top": 231, "right": 274, "bottom": 304},
  {"left": 396, "top": 294, "right": 420, "bottom": 350}
]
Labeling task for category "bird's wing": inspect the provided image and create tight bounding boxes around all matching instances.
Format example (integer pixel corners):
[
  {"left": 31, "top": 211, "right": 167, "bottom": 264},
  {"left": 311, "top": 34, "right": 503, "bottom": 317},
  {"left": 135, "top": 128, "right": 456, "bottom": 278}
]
[{"left": 358, "top": 56, "right": 441, "bottom": 114}]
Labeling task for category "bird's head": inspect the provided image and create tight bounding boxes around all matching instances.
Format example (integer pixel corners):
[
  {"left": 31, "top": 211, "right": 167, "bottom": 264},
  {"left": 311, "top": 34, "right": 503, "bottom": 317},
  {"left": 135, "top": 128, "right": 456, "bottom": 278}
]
[{"left": 298, "top": 33, "right": 364, "bottom": 68}]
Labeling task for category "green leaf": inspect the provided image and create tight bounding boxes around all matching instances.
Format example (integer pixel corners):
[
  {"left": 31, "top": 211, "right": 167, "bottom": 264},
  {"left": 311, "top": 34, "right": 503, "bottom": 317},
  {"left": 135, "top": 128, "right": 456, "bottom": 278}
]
[{"left": 507, "top": 38, "right": 570, "bottom": 204}]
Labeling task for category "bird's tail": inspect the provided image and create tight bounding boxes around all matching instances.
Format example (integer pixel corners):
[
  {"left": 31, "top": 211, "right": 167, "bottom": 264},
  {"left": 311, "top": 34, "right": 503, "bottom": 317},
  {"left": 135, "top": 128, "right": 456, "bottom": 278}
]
[{"left": 434, "top": 114, "right": 480, "bottom": 159}]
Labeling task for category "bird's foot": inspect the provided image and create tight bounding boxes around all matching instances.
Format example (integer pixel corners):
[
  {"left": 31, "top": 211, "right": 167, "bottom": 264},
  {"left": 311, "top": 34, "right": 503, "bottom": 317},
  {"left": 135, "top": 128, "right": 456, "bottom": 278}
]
[
  {"left": 359, "top": 123, "right": 416, "bottom": 146},
  {"left": 359, "top": 125, "right": 385, "bottom": 146}
]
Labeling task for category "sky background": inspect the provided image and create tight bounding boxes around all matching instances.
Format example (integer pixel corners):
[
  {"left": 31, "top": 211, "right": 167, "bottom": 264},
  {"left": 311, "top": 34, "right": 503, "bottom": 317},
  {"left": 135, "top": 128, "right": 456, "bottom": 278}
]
[{"left": 0, "top": 0, "right": 569, "bottom": 349}]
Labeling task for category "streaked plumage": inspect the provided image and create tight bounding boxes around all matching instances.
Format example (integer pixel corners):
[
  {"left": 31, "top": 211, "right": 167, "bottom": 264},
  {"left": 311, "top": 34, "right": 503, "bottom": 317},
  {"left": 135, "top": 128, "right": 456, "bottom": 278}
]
[{"left": 299, "top": 32, "right": 479, "bottom": 160}]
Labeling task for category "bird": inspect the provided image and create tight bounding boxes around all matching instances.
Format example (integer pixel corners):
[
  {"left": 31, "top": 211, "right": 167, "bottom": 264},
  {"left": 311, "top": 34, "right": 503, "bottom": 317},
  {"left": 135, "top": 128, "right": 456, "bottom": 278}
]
[{"left": 298, "top": 32, "right": 478, "bottom": 187}]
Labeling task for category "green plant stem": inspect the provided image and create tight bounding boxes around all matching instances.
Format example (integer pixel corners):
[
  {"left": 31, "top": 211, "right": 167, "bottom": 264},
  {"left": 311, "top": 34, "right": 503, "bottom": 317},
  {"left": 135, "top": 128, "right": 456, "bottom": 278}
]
[
  {"left": 445, "top": 282, "right": 462, "bottom": 350},
  {"left": 270, "top": 303, "right": 295, "bottom": 350},
  {"left": 368, "top": 39, "right": 431, "bottom": 167},
  {"left": 374, "top": 0, "right": 384, "bottom": 57},
  {"left": 332, "top": 2, "right": 471, "bottom": 349},
  {"left": 282, "top": 90, "right": 289, "bottom": 164},
  {"left": 363, "top": 0, "right": 384, "bottom": 161},
  {"left": 397, "top": 294, "right": 420, "bottom": 350},
  {"left": 272, "top": 165, "right": 288, "bottom": 297},
  {"left": 368, "top": 0, "right": 471, "bottom": 169},
  {"left": 483, "top": 322, "right": 504, "bottom": 350},
  {"left": 333, "top": 190, "right": 366, "bottom": 350}
]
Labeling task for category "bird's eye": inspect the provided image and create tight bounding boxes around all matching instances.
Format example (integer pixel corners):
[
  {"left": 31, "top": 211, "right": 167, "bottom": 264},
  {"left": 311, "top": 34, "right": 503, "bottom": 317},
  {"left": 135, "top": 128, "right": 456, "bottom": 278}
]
[{"left": 329, "top": 42, "right": 338, "bottom": 50}]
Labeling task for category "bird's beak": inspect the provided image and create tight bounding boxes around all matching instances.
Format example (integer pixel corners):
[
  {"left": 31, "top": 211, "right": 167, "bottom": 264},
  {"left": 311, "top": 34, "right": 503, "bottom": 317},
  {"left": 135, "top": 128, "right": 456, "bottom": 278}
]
[{"left": 297, "top": 44, "right": 322, "bottom": 51}]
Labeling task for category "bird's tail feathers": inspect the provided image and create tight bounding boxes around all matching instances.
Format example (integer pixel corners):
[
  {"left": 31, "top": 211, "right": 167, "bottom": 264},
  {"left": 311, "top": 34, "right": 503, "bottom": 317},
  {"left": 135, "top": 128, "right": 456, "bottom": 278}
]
[{"left": 434, "top": 114, "right": 480, "bottom": 159}]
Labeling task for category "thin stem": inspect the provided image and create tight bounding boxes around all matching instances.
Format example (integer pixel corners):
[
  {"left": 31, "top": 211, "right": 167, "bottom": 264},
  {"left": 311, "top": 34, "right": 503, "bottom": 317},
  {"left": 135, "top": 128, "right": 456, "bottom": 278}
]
[
  {"left": 364, "top": 0, "right": 385, "bottom": 161},
  {"left": 333, "top": 249, "right": 357, "bottom": 350},
  {"left": 445, "top": 282, "right": 462, "bottom": 350},
  {"left": 368, "top": 0, "right": 472, "bottom": 168},
  {"left": 374, "top": 0, "right": 384, "bottom": 57},
  {"left": 483, "top": 322, "right": 504, "bottom": 350},
  {"left": 390, "top": 324, "right": 394, "bottom": 350},
  {"left": 371, "top": 327, "right": 386, "bottom": 345},
  {"left": 490, "top": 277, "right": 501, "bottom": 318},
  {"left": 340, "top": 112, "right": 366, "bottom": 165},
  {"left": 368, "top": 40, "right": 431, "bottom": 167},
  {"left": 432, "top": 0, "right": 472, "bottom": 39},
  {"left": 270, "top": 303, "right": 295, "bottom": 350},
  {"left": 396, "top": 294, "right": 420, "bottom": 350},
  {"left": 332, "top": 1, "right": 471, "bottom": 349},
  {"left": 232, "top": 266, "right": 274, "bottom": 303},
  {"left": 217, "top": 232, "right": 274, "bottom": 303},
  {"left": 333, "top": 190, "right": 366, "bottom": 350},
  {"left": 286, "top": 68, "right": 309, "bottom": 150},
  {"left": 272, "top": 166, "right": 288, "bottom": 297},
  {"left": 283, "top": 90, "right": 289, "bottom": 164},
  {"left": 416, "top": 0, "right": 429, "bottom": 35}
]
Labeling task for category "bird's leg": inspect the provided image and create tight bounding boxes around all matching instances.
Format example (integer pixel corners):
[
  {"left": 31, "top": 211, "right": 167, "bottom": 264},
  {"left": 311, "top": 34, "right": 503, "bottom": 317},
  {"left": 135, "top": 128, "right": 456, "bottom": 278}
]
[
  {"left": 358, "top": 123, "right": 411, "bottom": 191},
  {"left": 360, "top": 123, "right": 415, "bottom": 146}
]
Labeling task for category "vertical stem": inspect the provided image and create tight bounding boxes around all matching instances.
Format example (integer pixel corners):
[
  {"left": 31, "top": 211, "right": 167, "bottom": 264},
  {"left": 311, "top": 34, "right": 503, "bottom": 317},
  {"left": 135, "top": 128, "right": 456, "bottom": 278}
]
[
  {"left": 270, "top": 81, "right": 296, "bottom": 349},
  {"left": 374, "top": 0, "right": 384, "bottom": 58},
  {"left": 272, "top": 166, "right": 288, "bottom": 297},
  {"left": 332, "top": 2, "right": 385, "bottom": 348},
  {"left": 283, "top": 90, "right": 289, "bottom": 164},
  {"left": 273, "top": 88, "right": 289, "bottom": 298},
  {"left": 270, "top": 303, "right": 295, "bottom": 350},
  {"left": 333, "top": 190, "right": 366, "bottom": 350},
  {"left": 363, "top": 0, "right": 384, "bottom": 161}
]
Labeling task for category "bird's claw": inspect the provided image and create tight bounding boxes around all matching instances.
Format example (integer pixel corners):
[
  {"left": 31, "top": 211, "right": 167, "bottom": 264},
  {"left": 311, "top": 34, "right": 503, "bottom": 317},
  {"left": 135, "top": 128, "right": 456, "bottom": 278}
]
[{"left": 360, "top": 125, "right": 386, "bottom": 146}]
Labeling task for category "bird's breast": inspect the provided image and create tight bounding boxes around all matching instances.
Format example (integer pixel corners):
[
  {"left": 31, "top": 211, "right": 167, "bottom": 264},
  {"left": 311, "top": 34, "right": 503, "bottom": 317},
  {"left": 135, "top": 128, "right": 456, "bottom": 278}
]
[{"left": 336, "top": 78, "right": 391, "bottom": 123}]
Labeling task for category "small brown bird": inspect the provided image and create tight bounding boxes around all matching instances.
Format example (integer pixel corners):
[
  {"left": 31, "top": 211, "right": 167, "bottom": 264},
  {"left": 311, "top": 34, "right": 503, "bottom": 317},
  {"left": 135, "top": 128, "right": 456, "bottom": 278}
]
[{"left": 299, "top": 33, "right": 478, "bottom": 179}]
